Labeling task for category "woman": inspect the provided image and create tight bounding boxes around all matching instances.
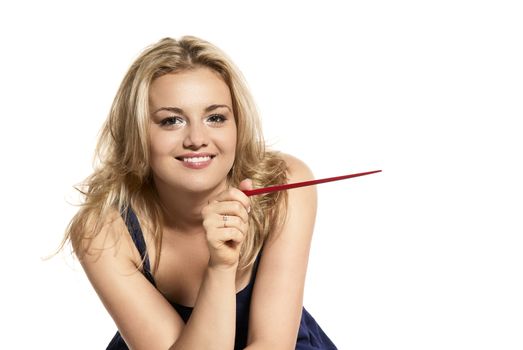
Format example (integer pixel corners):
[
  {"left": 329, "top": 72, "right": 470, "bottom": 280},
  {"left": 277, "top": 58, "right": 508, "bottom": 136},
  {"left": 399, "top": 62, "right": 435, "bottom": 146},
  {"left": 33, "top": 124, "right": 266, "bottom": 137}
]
[{"left": 63, "top": 36, "right": 337, "bottom": 349}]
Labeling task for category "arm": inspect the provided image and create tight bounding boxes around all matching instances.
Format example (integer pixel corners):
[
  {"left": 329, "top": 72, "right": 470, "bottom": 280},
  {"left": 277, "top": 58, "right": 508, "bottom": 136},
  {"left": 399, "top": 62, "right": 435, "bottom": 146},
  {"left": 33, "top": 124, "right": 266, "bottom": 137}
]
[
  {"left": 171, "top": 265, "right": 238, "bottom": 350},
  {"left": 83, "top": 247, "right": 237, "bottom": 349},
  {"left": 79, "top": 211, "right": 185, "bottom": 350},
  {"left": 79, "top": 187, "right": 250, "bottom": 350},
  {"left": 245, "top": 154, "right": 318, "bottom": 350},
  {"left": 173, "top": 185, "right": 251, "bottom": 349}
]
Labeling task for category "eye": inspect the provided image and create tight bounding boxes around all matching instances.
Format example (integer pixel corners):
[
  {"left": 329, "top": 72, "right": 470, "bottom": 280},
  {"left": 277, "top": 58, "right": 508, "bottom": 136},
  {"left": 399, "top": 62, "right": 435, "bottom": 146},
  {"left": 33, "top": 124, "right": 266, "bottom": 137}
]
[
  {"left": 159, "top": 116, "right": 185, "bottom": 127},
  {"left": 206, "top": 114, "right": 227, "bottom": 124}
]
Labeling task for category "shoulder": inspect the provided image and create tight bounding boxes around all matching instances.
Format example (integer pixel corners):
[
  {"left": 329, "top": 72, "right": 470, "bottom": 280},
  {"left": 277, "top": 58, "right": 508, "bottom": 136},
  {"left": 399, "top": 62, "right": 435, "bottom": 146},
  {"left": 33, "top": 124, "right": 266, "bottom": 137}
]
[
  {"left": 73, "top": 207, "right": 140, "bottom": 268},
  {"left": 278, "top": 153, "right": 317, "bottom": 215},
  {"left": 72, "top": 207, "right": 184, "bottom": 348},
  {"left": 267, "top": 152, "right": 317, "bottom": 240},
  {"left": 279, "top": 153, "right": 314, "bottom": 183},
  {"left": 246, "top": 154, "right": 317, "bottom": 346}
]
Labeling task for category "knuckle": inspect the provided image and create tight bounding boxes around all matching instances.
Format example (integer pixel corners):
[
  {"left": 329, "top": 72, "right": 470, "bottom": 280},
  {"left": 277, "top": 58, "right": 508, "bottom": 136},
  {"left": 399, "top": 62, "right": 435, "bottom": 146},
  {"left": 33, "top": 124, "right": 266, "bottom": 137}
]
[
  {"left": 225, "top": 188, "right": 236, "bottom": 198},
  {"left": 226, "top": 227, "right": 238, "bottom": 240},
  {"left": 232, "top": 227, "right": 240, "bottom": 237},
  {"left": 201, "top": 205, "right": 210, "bottom": 216},
  {"left": 236, "top": 230, "right": 245, "bottom": 242},
  {"left": 205, "top": 231, "right": 215, "bottom": 243},
  {"left": 233, "top": 227, "right": 243, "bottom": 237},
  {"left": 222, "top": 228, "right": 232, "bottom": 241},
  {"left": 233, "top": 202, "right": 243, "bottom": 213}
]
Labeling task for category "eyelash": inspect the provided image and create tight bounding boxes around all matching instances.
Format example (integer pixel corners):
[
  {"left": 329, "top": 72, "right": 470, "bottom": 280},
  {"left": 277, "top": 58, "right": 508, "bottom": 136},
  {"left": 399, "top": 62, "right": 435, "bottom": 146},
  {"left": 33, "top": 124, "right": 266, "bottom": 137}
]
[
  {"left": 159, "top": 114, "right": 227, "bottom": 127},
  {"left": 159, "top": 116, "right": 184, "bottom": 127},
  {"left": 206, "top": 114, "right": 227, "bottom": 124}
]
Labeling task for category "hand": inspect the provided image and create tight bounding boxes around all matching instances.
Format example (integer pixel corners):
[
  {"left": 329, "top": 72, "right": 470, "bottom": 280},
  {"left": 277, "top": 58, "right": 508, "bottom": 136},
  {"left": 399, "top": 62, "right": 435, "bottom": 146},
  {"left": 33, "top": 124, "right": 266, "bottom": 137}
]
[{"left": 201, "top": 179, "right": 253, "bottom": 269}]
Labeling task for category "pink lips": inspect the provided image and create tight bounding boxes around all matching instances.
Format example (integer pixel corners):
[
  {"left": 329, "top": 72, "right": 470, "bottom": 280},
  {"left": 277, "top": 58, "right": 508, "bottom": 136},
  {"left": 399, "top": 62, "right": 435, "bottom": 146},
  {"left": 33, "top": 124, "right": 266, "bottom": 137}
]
[{"left": 176, "top": 153, "right": 215, "bottom": 170}]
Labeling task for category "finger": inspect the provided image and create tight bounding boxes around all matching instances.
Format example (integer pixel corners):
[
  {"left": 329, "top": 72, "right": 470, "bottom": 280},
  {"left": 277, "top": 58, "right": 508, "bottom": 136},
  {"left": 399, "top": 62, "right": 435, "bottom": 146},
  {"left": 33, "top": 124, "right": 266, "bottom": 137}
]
[
  {"left": 215, "top": 214, "right": 248, "bottom": 234},
  {"left": 238, "top": 178, "right": 253, "bottom": 191},
  {"left": 202, "top": 212, "right": 248, "bottom": 239},
  {"left": 222, "top": 227, "right": 245, "bottom": 244},
  {"left": 210, "top": 201, "right": 250, "bottom": 224},
  {"left": 211, "top": 187, "right": 251, "bottom": 213},
  {"left": 208, "top": 227, "right": 244, "bottom": 248}
]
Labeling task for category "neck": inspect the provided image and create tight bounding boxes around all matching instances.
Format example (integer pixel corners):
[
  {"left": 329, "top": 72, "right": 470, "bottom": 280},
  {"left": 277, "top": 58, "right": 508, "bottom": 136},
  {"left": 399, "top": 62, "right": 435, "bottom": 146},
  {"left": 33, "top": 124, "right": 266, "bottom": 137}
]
[{"left": 153, "top": 178, "right": 229, "bottom": 234}]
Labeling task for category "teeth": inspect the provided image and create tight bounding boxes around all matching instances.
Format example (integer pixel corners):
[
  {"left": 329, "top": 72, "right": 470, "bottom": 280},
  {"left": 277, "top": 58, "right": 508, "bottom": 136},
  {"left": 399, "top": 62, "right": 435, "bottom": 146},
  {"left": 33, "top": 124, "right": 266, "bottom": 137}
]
[{"left": 183, "top": 156, "right": 211, "bottom": 163}]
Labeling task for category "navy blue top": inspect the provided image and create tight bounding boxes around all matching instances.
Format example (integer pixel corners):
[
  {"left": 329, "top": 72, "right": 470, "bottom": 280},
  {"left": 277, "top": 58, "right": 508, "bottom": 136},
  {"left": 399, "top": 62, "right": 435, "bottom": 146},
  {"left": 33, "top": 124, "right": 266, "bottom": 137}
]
[{"left": 106, "top": 207, "right": 337, "bottom": 349}]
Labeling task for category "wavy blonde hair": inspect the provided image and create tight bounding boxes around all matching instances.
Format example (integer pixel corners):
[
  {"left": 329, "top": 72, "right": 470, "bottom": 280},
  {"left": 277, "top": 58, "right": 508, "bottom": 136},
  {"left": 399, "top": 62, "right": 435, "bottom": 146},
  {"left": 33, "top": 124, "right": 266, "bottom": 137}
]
[{"left": 61, "top": 36, "right": 288, "bottom": 272}]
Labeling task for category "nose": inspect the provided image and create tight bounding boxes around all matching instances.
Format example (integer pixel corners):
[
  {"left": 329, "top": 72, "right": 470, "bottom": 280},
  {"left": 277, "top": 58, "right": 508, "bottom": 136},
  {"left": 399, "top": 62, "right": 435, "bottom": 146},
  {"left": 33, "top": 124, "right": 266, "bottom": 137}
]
[{"left": 183, "top": 122, "right": 208, "bottom": 149}]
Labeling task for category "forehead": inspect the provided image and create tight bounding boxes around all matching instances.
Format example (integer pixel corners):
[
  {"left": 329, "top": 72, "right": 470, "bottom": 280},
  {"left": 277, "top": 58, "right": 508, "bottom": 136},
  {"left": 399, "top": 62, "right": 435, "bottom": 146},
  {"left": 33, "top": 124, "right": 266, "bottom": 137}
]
[{"left": 149, "top": 68, "right": 232, "bottom": 109}]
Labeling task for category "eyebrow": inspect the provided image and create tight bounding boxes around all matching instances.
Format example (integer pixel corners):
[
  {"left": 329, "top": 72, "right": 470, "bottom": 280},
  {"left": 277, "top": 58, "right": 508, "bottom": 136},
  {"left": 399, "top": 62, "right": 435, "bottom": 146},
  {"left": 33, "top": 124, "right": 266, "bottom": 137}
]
[{"left": 153, "top": 104, "right": 232, "bottom": 115}]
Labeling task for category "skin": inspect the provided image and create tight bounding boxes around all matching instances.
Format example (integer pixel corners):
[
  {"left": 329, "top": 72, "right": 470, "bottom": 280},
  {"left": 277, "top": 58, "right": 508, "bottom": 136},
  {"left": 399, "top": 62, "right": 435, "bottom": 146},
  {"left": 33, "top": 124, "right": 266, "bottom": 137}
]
[{"left": 79, "top": 67, "right": 317, "bottom": 349}]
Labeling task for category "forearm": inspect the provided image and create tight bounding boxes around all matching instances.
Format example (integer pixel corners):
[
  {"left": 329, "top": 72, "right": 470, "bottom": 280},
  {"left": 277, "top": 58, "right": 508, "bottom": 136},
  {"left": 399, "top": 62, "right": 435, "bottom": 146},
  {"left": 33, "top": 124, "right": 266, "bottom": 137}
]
[{"left": 170, "top": 265, "right": 237, "bottom": 350}]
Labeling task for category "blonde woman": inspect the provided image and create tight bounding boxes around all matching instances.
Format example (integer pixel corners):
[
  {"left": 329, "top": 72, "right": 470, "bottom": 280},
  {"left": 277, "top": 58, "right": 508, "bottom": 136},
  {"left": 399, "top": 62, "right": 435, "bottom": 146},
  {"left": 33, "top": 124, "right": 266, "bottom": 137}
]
[{"left": 63, "top": 36, "right": 337, "bottom": 349}]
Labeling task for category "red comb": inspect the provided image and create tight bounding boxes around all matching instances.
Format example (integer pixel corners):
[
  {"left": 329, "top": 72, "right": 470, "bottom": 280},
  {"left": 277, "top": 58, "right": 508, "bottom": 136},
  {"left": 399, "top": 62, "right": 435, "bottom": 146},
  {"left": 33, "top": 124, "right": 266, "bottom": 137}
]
[{"left": 242, "top": 170, "right": 382, "bottom": 196}]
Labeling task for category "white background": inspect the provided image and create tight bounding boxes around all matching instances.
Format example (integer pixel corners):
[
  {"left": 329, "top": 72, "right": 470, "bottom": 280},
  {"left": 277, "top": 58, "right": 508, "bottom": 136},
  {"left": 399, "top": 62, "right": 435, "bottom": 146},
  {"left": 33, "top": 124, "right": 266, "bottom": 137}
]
[{"left": 1, "top": 0, "right": 522, "bottom": 349}]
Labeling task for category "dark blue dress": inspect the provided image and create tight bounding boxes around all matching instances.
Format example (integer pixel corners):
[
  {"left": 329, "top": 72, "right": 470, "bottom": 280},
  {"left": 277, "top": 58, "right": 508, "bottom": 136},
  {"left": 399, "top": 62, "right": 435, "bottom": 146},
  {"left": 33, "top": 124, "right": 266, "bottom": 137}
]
[{"left": 107, "top": 208, "right": 337, "bottom": 349}]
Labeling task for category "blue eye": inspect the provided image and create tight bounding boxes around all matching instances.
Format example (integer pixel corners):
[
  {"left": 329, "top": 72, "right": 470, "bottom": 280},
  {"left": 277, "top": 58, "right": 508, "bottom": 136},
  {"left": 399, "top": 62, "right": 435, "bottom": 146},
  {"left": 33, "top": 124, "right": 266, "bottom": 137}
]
[
  {"left": 160, "top": 116, "right": 185, "bottom": 127},
  {"left": 207, "top": 114, "right": 226, "bottom": 124}
]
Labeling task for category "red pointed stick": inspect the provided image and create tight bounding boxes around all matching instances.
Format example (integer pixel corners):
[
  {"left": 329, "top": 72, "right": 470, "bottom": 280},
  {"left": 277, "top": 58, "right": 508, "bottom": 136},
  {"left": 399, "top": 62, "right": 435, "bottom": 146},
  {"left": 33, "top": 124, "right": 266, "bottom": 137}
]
[{"left": 242, "top": 170, "right": 382, "bottom": 197}]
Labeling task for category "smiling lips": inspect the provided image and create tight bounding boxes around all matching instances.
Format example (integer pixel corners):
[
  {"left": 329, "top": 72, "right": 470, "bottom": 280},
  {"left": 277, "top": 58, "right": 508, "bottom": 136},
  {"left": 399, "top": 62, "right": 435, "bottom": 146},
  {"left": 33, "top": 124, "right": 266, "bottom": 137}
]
[{"left": 176, "top": 153, "right": 216, "bottom": 169}]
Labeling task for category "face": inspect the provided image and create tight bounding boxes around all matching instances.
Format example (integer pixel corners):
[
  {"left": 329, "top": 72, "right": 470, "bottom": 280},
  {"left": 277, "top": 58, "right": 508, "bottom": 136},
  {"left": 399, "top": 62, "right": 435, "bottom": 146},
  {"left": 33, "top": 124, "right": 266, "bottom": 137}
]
[{"left": 148, "top": 67, "right": 237, "bottom": 194}]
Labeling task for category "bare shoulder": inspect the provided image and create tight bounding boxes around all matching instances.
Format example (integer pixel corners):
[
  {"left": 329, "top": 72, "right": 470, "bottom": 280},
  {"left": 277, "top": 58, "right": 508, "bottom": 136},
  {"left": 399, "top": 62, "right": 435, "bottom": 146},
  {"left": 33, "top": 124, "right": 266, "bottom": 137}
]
[
  {"left": 247, "top": 153, "right": 317, "bottom": 346},
  {"left": 269, "top": 153, "right": 317, "bottom": 240},
  {"left": 279, "top": 153, "right": 315, "bottom": 183},
  {"left": 75, "top": 207, "right": 139, "bottom": 269},
  {"left": 74, "top": 207, "right": 184, "bottom": 348}
]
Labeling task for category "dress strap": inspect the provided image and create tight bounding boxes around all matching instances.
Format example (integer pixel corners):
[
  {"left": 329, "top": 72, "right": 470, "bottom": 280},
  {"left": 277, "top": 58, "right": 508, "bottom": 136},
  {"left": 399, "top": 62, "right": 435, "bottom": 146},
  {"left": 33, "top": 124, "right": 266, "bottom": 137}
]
[{"left": 120, "top": 206, "right": 156, "bottom": 286}]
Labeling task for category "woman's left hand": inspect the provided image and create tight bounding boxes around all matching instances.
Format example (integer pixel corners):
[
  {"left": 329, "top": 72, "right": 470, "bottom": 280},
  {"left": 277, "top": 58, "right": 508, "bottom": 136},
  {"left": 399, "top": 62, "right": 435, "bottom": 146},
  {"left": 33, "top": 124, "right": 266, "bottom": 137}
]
[{"left": 201, "top": 179, "right": 253, "bottom": 269}]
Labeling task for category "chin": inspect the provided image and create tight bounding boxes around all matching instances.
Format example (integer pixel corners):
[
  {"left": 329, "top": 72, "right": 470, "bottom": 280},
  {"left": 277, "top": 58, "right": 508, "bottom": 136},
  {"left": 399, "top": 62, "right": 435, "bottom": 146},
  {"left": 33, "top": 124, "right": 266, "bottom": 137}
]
[
  {"left": 184, "top": 180, "right": 215, "bottom": 192},
  {"left": 172, "top": 173, "right": 230, "bottom": 194},
  {"left": 152, "top": 160, "right": 233, "bottom": 194}
]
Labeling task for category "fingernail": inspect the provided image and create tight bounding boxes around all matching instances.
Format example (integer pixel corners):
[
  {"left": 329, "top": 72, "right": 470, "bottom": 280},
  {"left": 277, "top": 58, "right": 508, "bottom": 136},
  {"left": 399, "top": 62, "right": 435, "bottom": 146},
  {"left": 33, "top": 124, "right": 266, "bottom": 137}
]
[{"left": 247, "top": 206, "right": 251, "bottom": 213}]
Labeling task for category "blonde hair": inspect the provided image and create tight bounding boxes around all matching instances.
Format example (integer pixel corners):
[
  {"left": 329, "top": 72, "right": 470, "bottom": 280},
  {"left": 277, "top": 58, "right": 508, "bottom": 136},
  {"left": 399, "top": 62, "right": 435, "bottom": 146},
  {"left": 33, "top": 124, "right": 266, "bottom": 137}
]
[{"left": 62, "top": 36, "right": 288, "bottom": 272}]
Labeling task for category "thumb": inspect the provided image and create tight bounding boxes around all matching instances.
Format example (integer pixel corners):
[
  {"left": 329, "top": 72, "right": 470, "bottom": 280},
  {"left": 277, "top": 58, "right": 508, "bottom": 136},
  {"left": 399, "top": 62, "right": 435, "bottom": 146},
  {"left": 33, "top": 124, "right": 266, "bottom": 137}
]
[{"left": 239, "top": 178, "right": 254, "bottom": 191}]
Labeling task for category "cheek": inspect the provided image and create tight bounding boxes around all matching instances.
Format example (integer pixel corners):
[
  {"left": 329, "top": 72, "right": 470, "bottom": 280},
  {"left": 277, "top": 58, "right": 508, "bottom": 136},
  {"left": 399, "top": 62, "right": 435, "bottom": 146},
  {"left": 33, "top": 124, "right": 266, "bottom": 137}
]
[
  {"left": 148, "top": 131, "right": 177, "bottom": 160},
  {"left": 228, "top": 123, "right": 238, "bottom": 151},
  {"left": 222, "top": 129, "right": 237, "bottom": 154}
]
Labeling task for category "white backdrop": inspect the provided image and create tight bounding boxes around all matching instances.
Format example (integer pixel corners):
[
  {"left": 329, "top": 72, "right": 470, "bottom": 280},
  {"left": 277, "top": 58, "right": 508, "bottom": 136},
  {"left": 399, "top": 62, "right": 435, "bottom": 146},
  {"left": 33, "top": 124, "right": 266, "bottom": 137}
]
[{"left": 1, "top": 1, "right": 522, "bottom": 349}]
